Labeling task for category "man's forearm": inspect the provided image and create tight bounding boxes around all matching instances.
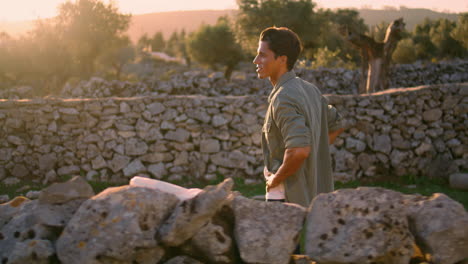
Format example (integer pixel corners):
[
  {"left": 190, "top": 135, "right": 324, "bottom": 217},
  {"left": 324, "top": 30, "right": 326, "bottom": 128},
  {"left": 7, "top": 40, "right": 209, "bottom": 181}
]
[
  {"left": 267, "top": 146, "right": 310, "bottom": 190},
  {"left": 329, "top": 127, "right": 344, "bottom": 144}
]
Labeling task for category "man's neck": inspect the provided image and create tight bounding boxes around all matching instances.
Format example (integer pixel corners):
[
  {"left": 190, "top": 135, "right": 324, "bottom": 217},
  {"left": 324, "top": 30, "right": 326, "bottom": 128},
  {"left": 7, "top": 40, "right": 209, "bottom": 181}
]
[{"left": 269, "top": 68, "right": 288, "bottom": 87}]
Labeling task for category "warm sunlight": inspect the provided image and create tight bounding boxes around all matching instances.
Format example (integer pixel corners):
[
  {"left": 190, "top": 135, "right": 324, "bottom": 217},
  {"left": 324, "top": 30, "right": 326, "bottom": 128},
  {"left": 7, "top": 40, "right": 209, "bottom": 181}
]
[{"left": 0, "top": 0, "right": 466, "bottom": 21}]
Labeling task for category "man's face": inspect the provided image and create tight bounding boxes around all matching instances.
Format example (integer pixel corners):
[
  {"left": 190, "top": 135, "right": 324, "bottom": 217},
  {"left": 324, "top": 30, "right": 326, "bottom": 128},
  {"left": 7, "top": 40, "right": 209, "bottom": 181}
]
[{"left": 253, "top": 41, "right": 284, "bottom": 80}]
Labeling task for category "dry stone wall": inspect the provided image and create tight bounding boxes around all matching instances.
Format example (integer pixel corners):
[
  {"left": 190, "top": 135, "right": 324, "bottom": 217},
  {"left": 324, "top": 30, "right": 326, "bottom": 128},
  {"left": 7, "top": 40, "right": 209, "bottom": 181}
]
[
  {"left": 1, "top": 60, "right": 467, "bottom": 99},
  {"left": 0, "top": 83, "right": 467, "bottom": 185}
]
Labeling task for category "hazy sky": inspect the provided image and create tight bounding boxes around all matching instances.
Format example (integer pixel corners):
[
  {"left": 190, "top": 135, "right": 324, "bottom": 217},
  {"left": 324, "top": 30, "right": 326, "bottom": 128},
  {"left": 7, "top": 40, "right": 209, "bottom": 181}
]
[{"left": 0, "top": 0, "right": 466, "bottom": 21}]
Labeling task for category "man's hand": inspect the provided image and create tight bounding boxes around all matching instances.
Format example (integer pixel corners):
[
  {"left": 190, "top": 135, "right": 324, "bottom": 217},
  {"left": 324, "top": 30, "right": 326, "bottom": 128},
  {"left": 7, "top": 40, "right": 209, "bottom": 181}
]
[
  {"left": 328, "top": 127, "right": 345, "bottom": 144},
  {"left": 266, "top": 174, "right": 280, "bottom": 192},
  {"left": 265, "top": 146, "right": 311, "bottom": 192}
]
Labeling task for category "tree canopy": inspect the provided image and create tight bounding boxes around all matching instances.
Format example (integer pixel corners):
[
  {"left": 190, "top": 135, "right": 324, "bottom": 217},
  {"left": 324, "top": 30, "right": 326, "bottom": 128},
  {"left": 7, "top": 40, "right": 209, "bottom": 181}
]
[
  {"left": 56, "top": 0, "right": 131, "bottom": 77},
  {"left": 187, "top": 17, "right": 243, "bottom": 79},
  {"left": 235, "top": 0, "right": 320, "bottom": 55}
]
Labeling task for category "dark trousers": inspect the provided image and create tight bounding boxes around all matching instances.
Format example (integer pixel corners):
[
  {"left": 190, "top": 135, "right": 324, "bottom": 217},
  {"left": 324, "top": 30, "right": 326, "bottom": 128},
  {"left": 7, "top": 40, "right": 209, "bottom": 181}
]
[{"left": 266, "top": 199, "right": 301, "bottom": 254}]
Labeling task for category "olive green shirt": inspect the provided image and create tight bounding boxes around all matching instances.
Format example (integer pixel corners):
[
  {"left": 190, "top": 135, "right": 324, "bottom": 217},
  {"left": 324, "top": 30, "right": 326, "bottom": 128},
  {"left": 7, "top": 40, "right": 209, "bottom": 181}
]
[{"left": 262, "top": 71, "right": 342, "bottom": 208}]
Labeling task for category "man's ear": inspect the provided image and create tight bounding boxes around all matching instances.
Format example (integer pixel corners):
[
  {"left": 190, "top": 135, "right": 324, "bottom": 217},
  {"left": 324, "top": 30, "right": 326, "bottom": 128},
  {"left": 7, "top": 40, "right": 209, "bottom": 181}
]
[{"left": 280, "top": 55, "right": 287, "bottom": 65}]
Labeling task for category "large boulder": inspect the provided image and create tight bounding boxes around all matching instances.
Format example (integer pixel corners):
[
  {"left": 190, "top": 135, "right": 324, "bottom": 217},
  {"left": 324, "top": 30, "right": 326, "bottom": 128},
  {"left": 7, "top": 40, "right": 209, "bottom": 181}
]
[
  {"left": 157, "top": 178, "right": 234, "bottom": 247},
  {"left": 56, "top": 185, "right": 180, "bottom": 264},
  {"left": 233, "top": 195, "right": 307, "bottom": 264},
  {"left": 305, "top": 187, "right": 414, "bottom": 264},
  {"left": 177, "top": 205, "right": 240, "bottom": 264},
  {"left": 406, "top": 193, "right": 468, "bottom": 264},
  {"left": 0, "top": 197, "right": 84, "bottom": 264}
]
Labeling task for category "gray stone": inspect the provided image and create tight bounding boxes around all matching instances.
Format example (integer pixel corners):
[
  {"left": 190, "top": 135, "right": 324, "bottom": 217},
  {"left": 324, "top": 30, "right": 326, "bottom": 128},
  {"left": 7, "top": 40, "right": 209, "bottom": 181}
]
[
  {"left": 345, "top": 138, "right": 366, "bottom": 152},
  {"left": 406, "top": 193, "right": 468, "bottom": 264},
  {"left": 188, "top": 110, "right": 211, "bottom": 123},
  {"left": 233, "top": 195, "right": 306, "bottom": 264},
  {"left": 0, "top": 196, "right": 30, "bottom": 229},
  {"left": 39, "top": 153, "right": 57, "bottom": 172},
  {"left": 334, "top": 149, "right": 355, "bottom": 172},
  {"left": 39, "top": 176, "right": 94, "bottom": 204},
  {"left": 108, "top": 154, "right": 131, "bottom": 173},
  {"left": 356, "top": 153, "right": 376, "bottom": 170},
  {"left": 449, "top": 173, "right": 468, "bottom": 190},
  {"left": 390, "top": 149, "right": 409, "bottom": 167},
  {"left": 147, "top": 163, "right": 167, "bottom": 179},
  {"left": 173, "top": 151, "right": 189, "bottom": 166},
  {"left": 91, "top": 155, "right": 107, "bottom": 170},
  {"left": 146, "top": 102, "right": 165, "bottom": 115},
  {"left": 11, "top": 164, "right": 29, "bottom": 178},
  {"left": 0, "top": 148, "right": 12, "bottom": 162},
  {"left": 179, "top": 213, "right": 238, "bottom": 264},
  {"left": 119, "top": 102, "right": 131, "bottom": 113},
  {"left": 373, "top": 134, "right": 392, "bottom": 154},
  {"left": 125, "top": 138, "right": 148, "bottom": 156},
  {"left": 212, "top": 114, "right": 229, "bottom": 127},
  {"left": 59, "top": 108, "right": 79, "bottom": 115},
  {"left": 211, "top": 151, "right": 247, "bottom": 169},
  {"left": 123, "top": 159, "right": 146, "bottom": 178},
  {"left": 57, "top": 165, "right": 80, "bottom": 176},
  {"left": 423, "top": 109, "right": 443, "bottom": 122},
  {"left": 56, "top": 186, "right": 180, "bottom": 264},
  {"left": 83, "top": 133, "right": 101, "bottom": 143},
  {"left": 165, "top": 128, "right": 191, "bottom": 142},
  {"left": 200, "top": 139, "right": 220, "bottom": 153},
  {"left": 25, "top": 190, "right": 41, "bottom": 200},
  {"left": 7, "top": 239, "right": 55, "bottom": 264},
  {"left": 415, "top": 142, "right": 433, "bottom": 156},
  {"left": 158, "top": 178, "right": 233, "bottom": 247},
  {"left": 305, "top": 187, "right": 414, "bottom": 264},
  {"left": 7, "top": 135, "right": 25, "bottom": 145},
  {"left": 161, "top": 120, "right": 176, "bottom": 130},
  {"left": 0, "top": 197, "right": 85, "bottom": 263}
]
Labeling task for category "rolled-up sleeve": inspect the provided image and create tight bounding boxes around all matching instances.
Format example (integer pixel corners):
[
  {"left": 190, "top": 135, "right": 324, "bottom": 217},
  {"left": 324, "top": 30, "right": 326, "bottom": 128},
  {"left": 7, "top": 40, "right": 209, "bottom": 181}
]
[{"left": 272, "top": 95, "right": 311, "bottom": 149}]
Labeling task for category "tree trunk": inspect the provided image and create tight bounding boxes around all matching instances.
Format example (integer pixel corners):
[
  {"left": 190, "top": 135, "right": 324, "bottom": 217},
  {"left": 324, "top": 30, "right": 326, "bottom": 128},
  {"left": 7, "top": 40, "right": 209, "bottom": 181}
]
[
  {"left": 224, "top": 64, "right": 234, "bottom": 81},
  {"left": 341, "top": 18, "right": 405, "bottom": 93}
]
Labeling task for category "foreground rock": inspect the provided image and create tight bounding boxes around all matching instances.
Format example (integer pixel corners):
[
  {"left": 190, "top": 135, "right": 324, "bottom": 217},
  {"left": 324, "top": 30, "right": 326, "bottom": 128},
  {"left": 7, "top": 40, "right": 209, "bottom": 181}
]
[
  {"left": 306, "top": 187, "right": 468, "bottom": 264},
  {"left": 407, "top": 193, "right": 468, "bottom": 264},
  {"left": 157, "top": 178, "right": 234, "bottom": 247},
  {"left": 306, "top": 187, "right": 414, "bottom": 264},
  {"left": 2, "top": 176, "right": 467, "bottom": 264},
  {"left": 0, "top": 176, "right": 93, "bottom": 264},
  {"left": 233, "top": 195, "right": 307, "bottom": 264},
  {"left": 56, "top": 185, "right": 180, "bottom": 264}
]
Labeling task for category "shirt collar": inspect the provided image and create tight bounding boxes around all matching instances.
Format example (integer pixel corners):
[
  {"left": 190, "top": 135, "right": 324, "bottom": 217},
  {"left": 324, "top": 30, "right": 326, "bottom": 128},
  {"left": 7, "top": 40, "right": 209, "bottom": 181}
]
[{"left": 268, "top": 70, "right": 297, "bottom": 103}]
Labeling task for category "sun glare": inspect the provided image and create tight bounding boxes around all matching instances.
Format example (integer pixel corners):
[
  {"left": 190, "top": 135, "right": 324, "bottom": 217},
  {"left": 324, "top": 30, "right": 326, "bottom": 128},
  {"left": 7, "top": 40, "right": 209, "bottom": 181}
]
[{"left": 0, "top": 0, "right": 465, "bottom": 22}]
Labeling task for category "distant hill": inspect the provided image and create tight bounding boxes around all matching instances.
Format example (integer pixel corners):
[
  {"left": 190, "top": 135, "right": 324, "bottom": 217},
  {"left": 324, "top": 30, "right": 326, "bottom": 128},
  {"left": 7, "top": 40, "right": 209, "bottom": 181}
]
[
  {"left": 0, "top": 8, "right": 459, "bottom": 42},
  {"left": 128, "top": 10, "right": 236, "bottom": 42},
  {"left": 358, "top": 7, "right": 458, "bottom": 31}
]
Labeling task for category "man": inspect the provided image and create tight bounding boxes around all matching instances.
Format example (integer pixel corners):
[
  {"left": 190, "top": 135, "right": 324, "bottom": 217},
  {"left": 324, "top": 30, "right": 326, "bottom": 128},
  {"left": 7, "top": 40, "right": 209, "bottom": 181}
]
[{"left": 253, "top": 27, "right": 344, "bottom": 208}]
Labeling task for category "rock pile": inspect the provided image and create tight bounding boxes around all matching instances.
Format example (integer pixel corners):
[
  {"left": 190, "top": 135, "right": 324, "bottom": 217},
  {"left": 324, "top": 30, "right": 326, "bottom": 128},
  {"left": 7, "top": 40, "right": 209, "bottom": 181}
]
[
  {"left": 0, "top": 60, "right": 466, "bottom": 99},
  {"left": 0, "top": 83, "right": 466, "bottom": 185},
  {"left": 1, "top": 176, "right": 467, "bottom": 264}
]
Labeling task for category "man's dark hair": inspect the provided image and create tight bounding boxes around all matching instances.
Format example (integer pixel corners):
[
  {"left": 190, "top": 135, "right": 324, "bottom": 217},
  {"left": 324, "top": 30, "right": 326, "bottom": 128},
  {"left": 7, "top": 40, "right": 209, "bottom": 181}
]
[{"left": 260, "top": 27, "right": 302, "bottom": 71}]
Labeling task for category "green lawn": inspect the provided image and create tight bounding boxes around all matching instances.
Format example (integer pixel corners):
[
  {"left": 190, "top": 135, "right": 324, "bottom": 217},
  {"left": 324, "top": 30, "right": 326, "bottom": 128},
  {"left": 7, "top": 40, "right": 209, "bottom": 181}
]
[{"left": 1, "top": 173, "right": 466, "bottom": 210}]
